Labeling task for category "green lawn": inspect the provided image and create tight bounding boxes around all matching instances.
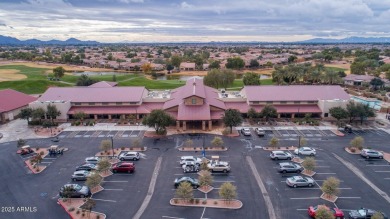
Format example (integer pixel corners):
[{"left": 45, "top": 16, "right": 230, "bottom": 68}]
[
  {"left": 0, "top": 65, "right": 50, "bottom": 80},
  {"left": 0, "top": 80, "right": 72, "bottom": 94},
  {"left": 325, "top": 66, "right": 347, "bottom": 72},
  {"left": 118, "top": 77, "right": 185, "bottom": 89}
]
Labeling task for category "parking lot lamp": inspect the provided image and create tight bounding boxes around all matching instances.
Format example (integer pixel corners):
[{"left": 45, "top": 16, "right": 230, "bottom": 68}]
[{"left": 110, "top": 136, "right": 114, "bottom": 158}]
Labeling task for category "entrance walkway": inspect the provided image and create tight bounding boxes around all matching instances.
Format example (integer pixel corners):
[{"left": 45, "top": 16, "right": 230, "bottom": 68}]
[{"left": 0, "top": 119, "right": 46, "bottom": 143}]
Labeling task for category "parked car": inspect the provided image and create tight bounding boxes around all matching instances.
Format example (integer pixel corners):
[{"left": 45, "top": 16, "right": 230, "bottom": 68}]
[
  {"left": 59, "top": 184, "right": 91, "bottom": 198},
  {"left": 85, "top": 157, "right": 101, "bottom": 164},
  {"left": 308, "top": 205, "right": 344, "bottom": 219},
  {"left": 294, "top": 147, "right": 316, "bottom": 156},
  {"left": 111, "top": 162, "right": 135, "bottom": 173},
  {"left": 348, "top": 208, "right": 387, "bottom": 219},
  {"left": 71, "top": 170, "right": 91, "bottom": 181},
  {"left": 360, "top": 149, "right": 384, "bottom": 159},
  {"left": 254, "top": 127, "right": 265, "bottom": 137},
  {"left": 241, "top": 128, "right": 251, "bottom": 136},
  {"left": 119, "top": 152, "right": 140, "bottom": 161},
  {"left": 207, "top": 161, "right": 231, "bottom": 173},
  {"left": 19, "top": 145, "right": 34, "bottom": 155},
  {"left": 179, "top": 156, "right": 204, "bottom": 166},
  {"left": 182, "top": 161, "right": 200, "bottom": 173},
  {"left": 286, "top": 176, "right": 314, "bottom": 188},
  {"left": 270, "top": 151, "right": 293, "bottom": 160},
  {"left": 174, "top": 176, "right": 199, "bottom": 188},
  {"left": 278, "top": 162, "right": 303, "bottom": 174},
  {"left": 75, "top": 163, "right": 97, "bottom": 172},
  {"left": 51, "top": 137, "right": 60, "bottom": 142}
]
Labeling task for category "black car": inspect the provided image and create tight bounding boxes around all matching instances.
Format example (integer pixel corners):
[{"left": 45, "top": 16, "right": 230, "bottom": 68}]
[
  {"left": 349, "top": 208, "right": 388, "bottom": 219},
  {"left": 174, "top": 176, "right": 199, "bottom": 188},
  {"left": 75, "top": 163, "right": 97, "bottom": 171},
  {"left": 278, "top": 162, "right": 304, "bottom": 174},
  {"left": 59, "top": 184, "right": 91, "bottom": 198}
]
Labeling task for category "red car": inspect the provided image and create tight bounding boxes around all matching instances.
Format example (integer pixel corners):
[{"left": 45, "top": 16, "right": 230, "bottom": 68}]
[
  {"left": 308, "top": 205, "right": 344, "bottom": 219},
  {"left": 111, "top": 162, "right": 135, "bottom": 173}
]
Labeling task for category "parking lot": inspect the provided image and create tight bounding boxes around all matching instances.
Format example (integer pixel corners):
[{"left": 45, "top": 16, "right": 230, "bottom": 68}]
[
  {"left": 57, "top": 130, "right": 144, "bottom": 139},
  {"left": 1, "top": 129, "right": 390, "bottom": 219}
]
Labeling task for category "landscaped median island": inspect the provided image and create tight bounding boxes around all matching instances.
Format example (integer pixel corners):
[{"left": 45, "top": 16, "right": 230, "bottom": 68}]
[
  {"left": 95, "top": 138, "right": 147, "bottom": 157},
  {"left": 169, "top": 198, "right": 243, "bottom": 209},
  {"left": 58, "top": 198, "right": 106, "bottom": 219},
  {"left": 178, "top": 136, "right": 228, "bottom": 152}
]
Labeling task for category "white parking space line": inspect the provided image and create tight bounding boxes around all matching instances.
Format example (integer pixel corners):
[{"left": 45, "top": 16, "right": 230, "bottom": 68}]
[
  {"left": 384, "top": 178, "right": 390, "bottom": 180},
  {"left": 92, "top": 198, "right": 117, "bottom": 202},
  {"left": 200, "top": 207, "right": 206, "bottom": 219},
  {"left": 337, "top": 197, "right": 361, "bottom": 199},
  {"left": 41, "top": 162, "right": 52, "bottom": 164},
  {"left": 102, "top": 180, "right": 128, "bottom": 183},
  {"left": 162, "top": 216, "right": 186, "bottom": 219},
  {"left": 285, "top": 187, "right": 352, "bottom": 190},
  {"left": 290, "top": 197, "right": 319, "bottom": 200}
]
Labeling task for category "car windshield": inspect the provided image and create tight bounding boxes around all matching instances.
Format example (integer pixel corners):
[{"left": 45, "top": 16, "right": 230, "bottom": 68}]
[{"left": 358, "top": 209, "right": 366, "bottom": 216}]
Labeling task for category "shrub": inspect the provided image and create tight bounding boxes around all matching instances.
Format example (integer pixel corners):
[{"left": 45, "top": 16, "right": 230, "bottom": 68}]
[
  {"left": 121, "top": 146, "right": 125, "bottom": 150},
  {"left": 173, "top": 199, "right": 178, "bottom": 204},
  {"left": 214, "top": 201, "right": 218, "bottom": 205},
  {"left": 189, "top": 198, "right": 194, "bottom": 203},
  {"left": 68, "top": 207, "right": 75, "bottom": 212},
  {"left": 96, "top": 215, "right": 100, "bottom": 219},
  {"left": 195, "top": 199, "right": 200, "bottom": 204},
  {"left": 202, "top": 200, "right": 207, "bottom": 204},
  {"left": 40, "top": 151, "right": 44, "bottom": 156},
  {"left": 76, "top": 210, "right": 80, "bottom": 214},
  {"left": 81, "top": 212, "right": 85, "bottom": 217},
  {"left": 321, "top": 177, "right": 340, "bottom": 198},
  {"left": 222, "top": 128, "right": 230, "bottom": 135},
  {"left": 350, "top": 136, "right": 364, "bottom": 150},
  {"left": 349, "top": 147, "right": 356, "bottom": 153}
]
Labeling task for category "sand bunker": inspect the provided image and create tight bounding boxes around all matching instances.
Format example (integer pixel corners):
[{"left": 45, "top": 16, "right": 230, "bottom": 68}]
[{"left": 0, "top": 69, "right": 27, "bottom": 81}]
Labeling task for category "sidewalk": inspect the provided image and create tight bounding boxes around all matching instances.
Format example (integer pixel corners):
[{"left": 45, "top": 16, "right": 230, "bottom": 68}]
[
  {"left": 0, "top": 119, "right": 46, "bottom": 143},
  {"left": 60, "top": 123, "right": 150, "bottom": 131}
]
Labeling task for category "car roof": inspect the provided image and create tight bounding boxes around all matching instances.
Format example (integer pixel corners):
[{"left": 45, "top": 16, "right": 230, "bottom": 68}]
[
  {"left": 280, "top": 162, "right": 294, "bottom": 166},
  {"left": 73, "top": 170, "right": 88, "bottom": 174},
  {"left": 301, "top": 147, "right": 312, "bottom": 150},
  {"left": 243, "top": 128, "right": 250, "bottom": 130},
  {"left": 272, "top": 150, "right": 285, "bottom": 153},
  {"left": 125, "top": 151, "right": 138, "bottom": 155},
  {"left": 290, "top": 176, "right": 303, "bottom": 180},
  {"left": 86, "top": 157, "right": 99, "bottom": 160},
  {"left": 181, "top": 156, "right": 196, "bottom": 159}
]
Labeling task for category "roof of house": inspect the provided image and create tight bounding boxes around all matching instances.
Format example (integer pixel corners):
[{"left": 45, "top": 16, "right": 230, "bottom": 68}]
[
  {"left": 244, "top": 85, "right": 350, "bottom": 102},
  {"left": 88, "top": 81, "right": 118, "bottom": 88},
  {"left": 0, "top": 89, "right": 37, "bottom": 113},
  {"left": 37, "top": 87, "right": 146, "bottom": 103},
  {"left": 180, "top": 62, "right": 196, "bottom": 68},
  {"left": 343, "top": 74, "right": 375, "bottom": 82}
]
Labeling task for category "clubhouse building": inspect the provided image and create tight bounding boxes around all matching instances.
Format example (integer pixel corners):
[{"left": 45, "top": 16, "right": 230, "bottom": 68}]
[{"left": 29, "top": 78, "right": 351, "bottom": 131}]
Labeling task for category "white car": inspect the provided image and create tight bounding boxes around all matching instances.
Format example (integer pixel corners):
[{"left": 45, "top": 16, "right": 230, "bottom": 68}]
[
  {"left": 179, "top": 156, "right": 203, "bottom": 166},
  {"left": 294, "top": 147, "right": 316, "bottom": 156},
  {"left": 85, "top": 157, "right": 101, "bottom": 164},
  {"left": 241, "top": 128, "right": 251, "bottom": 136},
  {"left": 119, "top": 152, "right": 140, "bottom": 161}
]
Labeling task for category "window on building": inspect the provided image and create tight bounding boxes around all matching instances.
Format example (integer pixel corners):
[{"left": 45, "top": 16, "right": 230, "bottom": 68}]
[
  {"left": 308, "top": 101, "right": 316, "bottom": 104},
  {"left": 294, "top": 101, "right": 300, "bottom": 104},
  {"left": 266, "top": 101, "right": 273, "bottom": 104},
  {"left": 192, "top": 98, "right": 196, "bottom": 104},
  {"left": 116, "top": 102, "right": 122, "bottom": 105},
  {"left": 280, "top": 101, "right": 287, "bottom": 104},
  {"left": 129, "top": 102, "right": 138, "bottom": 105},
  {"left": 88, "top": 102, "right": 95, "bottom": 106},
  {"left": 252, "top": 101, "right": 259, "bottom": 104},
  {"left": 74, "top": 103, "right": 81, "bottom": 106},
  {"left": 324, "top": 113, "right": 329, "bottom": 117},
  {"left": 102, "top": 102, "right": 108, "bottom": 105}
]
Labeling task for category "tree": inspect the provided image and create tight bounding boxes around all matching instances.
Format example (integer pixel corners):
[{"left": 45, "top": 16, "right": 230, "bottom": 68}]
[
  {"left": 321, "top": 177, "right": 340, "bottom": 198},
  {"left": 219, "top": 182, "right": 237, "bottom": 203},
  {"left": 112, "top": 74, "right": 117, "bottom": 82},
  {"left": 350, "top": 61, "right": 366, "bottom": 75},
  {"left": 350, "top": 136, "right": 364, "bottom": 150},
  {"left": 141, "top": 63, "right": 152, "bottom": 74},
  {"left": 209, "top": 60, "right": 220, "bottom": 69},
  {"left": 288, "top": 55, "right": 297, "bottom": 63},
  {"left": 198, "top": 171, "right": 213, "bottom": 187},
  {"left": 73, "top": 111, "right": 87, "bottom": 122},
  {"left": 243, "top": 72, "right": 260, "bottom": 85},
  {"left": 166, "top": 64, "right": 174, "bottom": 73},
  {"left": 370, "top": 78, "right": 384, "bottom": 90},
  {"left": 211, "top": 136, "right": 223, "bottom": 147},
  {"left": 46, "top": 104, "right": 61, "bottom": 124},
  {"left": 194, "top": 54, "right": 204, "bottom": 70},
  {"left": 315, "top": 206, "right": 336, "bottom": 219},
  {"left": 249, "top": 59, "right": 259, "bottom": 68},
  {"left": 100, "top": 139, "right": 112, "bottom": 152},
  {"left": 32, "top": 107, "right": 45, "bottom": 123},
  {"left": 19, "top": 107, "right": 33, "bottom": 124},
  {"left": 142, "top": 109, "right": 175, "bottom": 135},
  {"left": 171, "top": 55, "right": 182, "bottom": 70},
  {"left": 329, "top": 107, "right": 348, "bottom": 127},
  {"left": 76, "top": 74, "right": 98, "bottom": 86},
  {"left": 226, "top": 57, "right": 245, "bottom": 69},
  {"left": 17, "top": 138, "right": 27, "bottom": 148},
  {"left": 247, "top": 107, "right": 258, "bottom": 121},
  {"left": 82, "top": 198, "right": 96, "bottom": 218},
  {"left": 61, "top": 185, "right": 74, "bottom": 202},
  {"left": 200, "top": 158, "right": 209, "bottom": 171},
  {"left": 107, "top": 53, "right": 113, "bottom": 61},
  {"left": 371, "top": 212, "right": 385, "bottom": 219},
  {"left": 269, "top": 137, "right": 279, "bottom": 148},
  {"left": 355, "top": 103, "right": 376, "bottom": 125},
  {"left": 260, "top": 105, "right": 278, "bottom": 122},
  {"left": 302, "top": 157, "right": 316, "bottom": 173},
  {"left": 53, "top": 66, "right": 65, "bottom": 79},
  {"left": 222, "top": 109, "right": 243, "bottom": 134},
  {"left": 97, "top": 158, "right": 111, "bottom": 173},
  {"left": 175, "top": 182, "right": 193, "bottom": 202},
  {"left": 203, "top": 69, "right": 235, "bottom": 89},
  {"left": 85, "top": 172, "right": 102, "bottom": 190},
  {"left": 346, "top": 102, "right": 358, "bottom": 123}
]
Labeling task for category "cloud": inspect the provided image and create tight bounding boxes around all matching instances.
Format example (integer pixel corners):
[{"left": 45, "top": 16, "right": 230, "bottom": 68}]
[{"left": 180, "top": 2, "right": 193, "bottom": 9}]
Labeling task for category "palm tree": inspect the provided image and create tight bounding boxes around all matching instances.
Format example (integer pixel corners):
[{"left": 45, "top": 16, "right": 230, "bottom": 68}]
[
  {"left": 272, "top": 66, "right": 285, "bottom": 85},
  {"left": 323, "top": 70, "right": 341, "bottom": 84},
  {"left": 309, "top": 70, "right": 322, "bottom": 84}
]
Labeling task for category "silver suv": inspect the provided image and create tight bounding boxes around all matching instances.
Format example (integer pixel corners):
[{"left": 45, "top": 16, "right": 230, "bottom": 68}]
[
  {"left": 270, "top": 151, "right": 293, "bottom": 160},
  {"left": 119, "top": 152, "right": 140, "bottom": 161},
  {"left": 360, "top": 149, "right": 384, "bottom": 159},
  {"left": 278, "top": 162, "right": 303, "bottom": 174}
]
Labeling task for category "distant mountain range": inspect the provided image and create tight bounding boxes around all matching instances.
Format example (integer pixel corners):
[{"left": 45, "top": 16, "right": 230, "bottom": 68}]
[
  {"left": 1, "top": 35, "right": 390, "bottom": 45},
  {"left": 0, "top": 35, "right": 99, "bottom": 45}
]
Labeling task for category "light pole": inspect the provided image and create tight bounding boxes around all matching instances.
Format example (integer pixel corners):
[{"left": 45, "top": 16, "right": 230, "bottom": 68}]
[
  {"left": 202, "top": 135, "right": 206, "bottom": 158},
  {"left": 110, "top": 136, "right": 114, "bottom": 158}
]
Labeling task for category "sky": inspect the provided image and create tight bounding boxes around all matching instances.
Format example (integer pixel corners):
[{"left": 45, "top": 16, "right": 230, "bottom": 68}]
[{"left": 1, "top": 0, "right": 390, "bottom": 42}]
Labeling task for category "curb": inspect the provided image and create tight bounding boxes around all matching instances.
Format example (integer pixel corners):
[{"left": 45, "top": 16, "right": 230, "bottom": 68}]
[
  {"left": 57, "top": 199, "right": 107, "bottom": 219},
  {"left": 169, "top": 198, "right": 243, "bottom": 209}
]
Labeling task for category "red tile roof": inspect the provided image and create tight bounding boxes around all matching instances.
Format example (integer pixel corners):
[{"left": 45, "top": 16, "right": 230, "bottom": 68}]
[
  {"left": 244, "top": 85, "right": 350, "bottom": 102},
  {"left": 0, "top": 89, "right": 37, "bottom": 113},
  {"left": 177, "top": 103, "right": 211, "bottom": 120},
  {"left": 68, "top": 105, "right": 151, "bottom": 115},
  {"left": 38, "top": 87, "right": 146, "bottom": 103}
]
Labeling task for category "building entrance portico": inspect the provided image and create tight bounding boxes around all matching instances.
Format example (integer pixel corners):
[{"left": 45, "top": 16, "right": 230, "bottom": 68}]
[{"left": 176, "top": 120, "right": 214, "bottom": 131}]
